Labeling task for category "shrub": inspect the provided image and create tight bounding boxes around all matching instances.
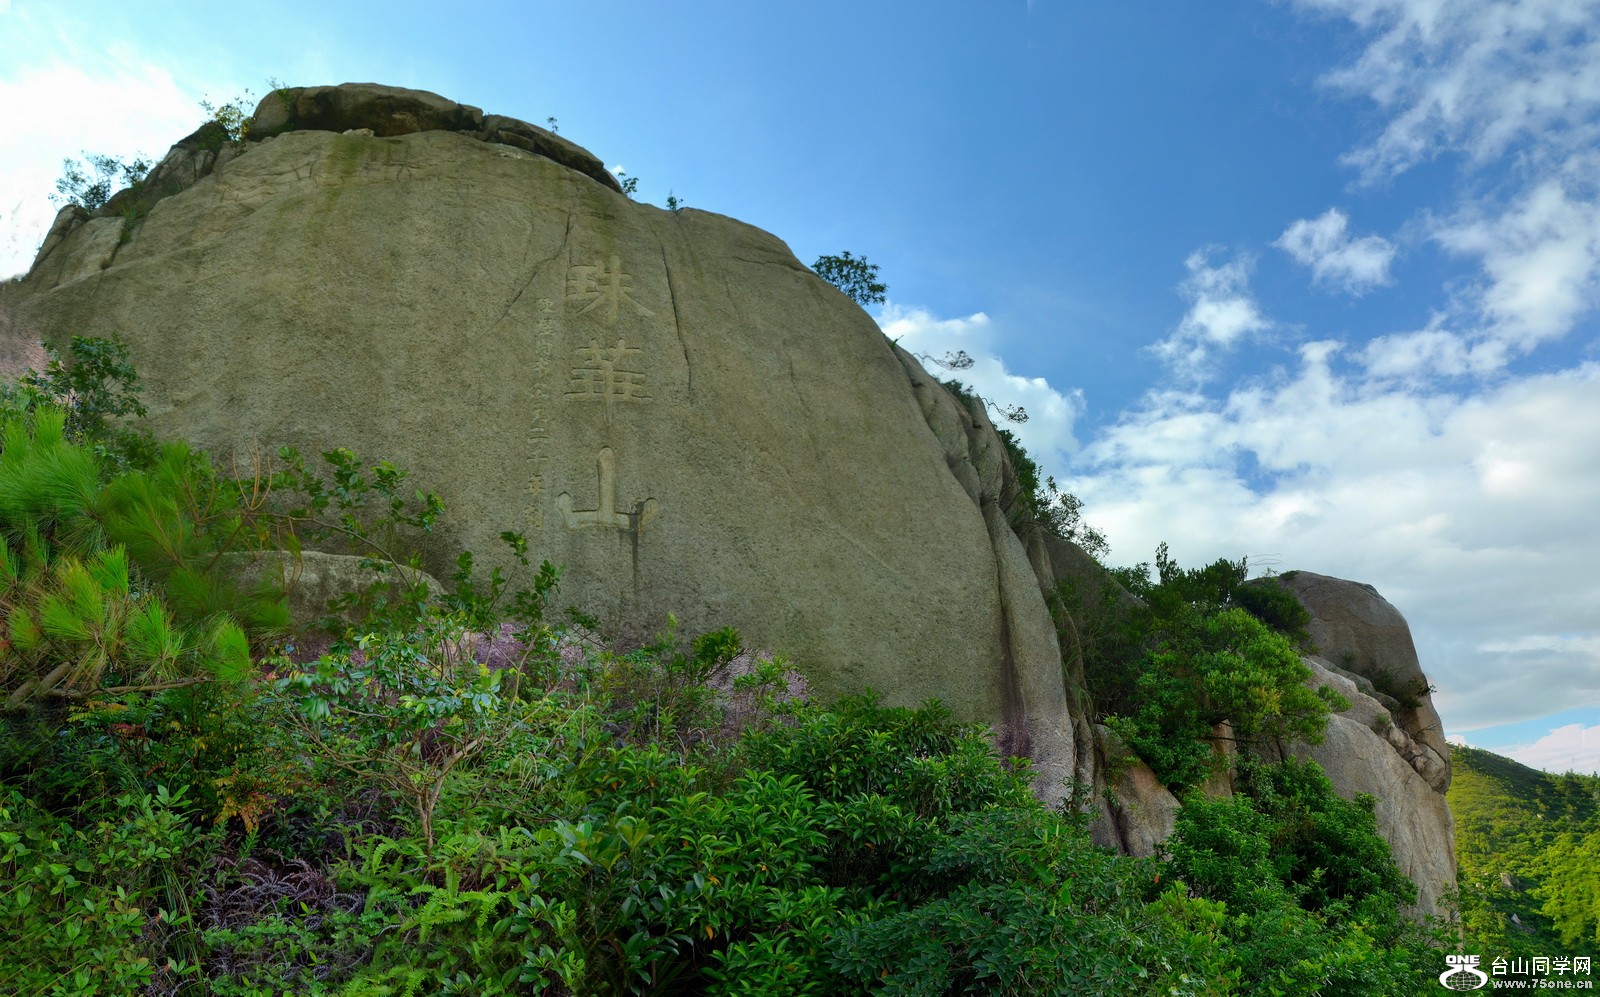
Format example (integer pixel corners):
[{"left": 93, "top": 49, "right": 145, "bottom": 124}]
[
  {"left": 812, "top": 251, "right": 887, "bottom": 307},
  {"left": 1107, "top": 608, "right": 1345, "bottom": 790},
  {"left": 51, "top": 154, "right": 151, "bottom": 213},
  {"left": 275, "top": 613, "right": 557, "bottom": 852},
  {"left": 1165, "top": 759, "right": 1435, "bottom": 996},
  {"left": 0, "top": 785, "right": 215, "bottom": 996}
]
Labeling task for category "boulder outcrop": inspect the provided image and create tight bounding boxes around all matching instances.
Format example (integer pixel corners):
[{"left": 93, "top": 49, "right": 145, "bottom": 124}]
[
  {"left": 1263, "top": 573, "right": 1457, "bottom": 917},
  {"left": 0, "top": 83, "right": 1088, "bottom": 803},
  {"left": 1277, "top": 570, "right": 1451, "bottom": 792},
  {"left": 0, "top": 84, "right": 1457, "bottom": 911}
]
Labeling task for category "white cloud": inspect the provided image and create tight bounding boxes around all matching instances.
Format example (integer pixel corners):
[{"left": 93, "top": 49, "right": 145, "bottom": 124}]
[
  {"left": 1292, "top": 0, "right": 1600, "bottom": 181},
  {"left": 1345, "top": 173, "right": 1600, "bottom": 381},
  {"left": 1281, "top": 1, "right": 1600, "bottom": 381},
  {"left": 1149, "top": 250, "right": 1271, "bottom": 380},
  {"left": 1275, "top": 208, "right": 1396, "bottom": 294},
  {"left": 1497, "top": 723, "right": 1600, "bottom": 776},
  {"left": 0, "top": 12, "right": 215, "bottom": 278},
  {"left": 1068, "top": 343, "right": 1600, "bottom": 731},
  {"left": 1434, "top": 178, "right": 1600, "bottom": 351},
  {"left": 878, "top": 302, "right": 1084, "bottom": 467}
]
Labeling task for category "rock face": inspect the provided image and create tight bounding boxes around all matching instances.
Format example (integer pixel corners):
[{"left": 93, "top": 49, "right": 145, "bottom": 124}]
[
  {"left": 1263, "top": 573, "right": 1457, "bottom": 918},
  {"left": 0, "top": 84, "right": 1457, "bottom": 910},
  {"left": 1277, "top": 570, "right": 1451, "bottom": 793},
  {"left": 1089, "top": 724, "right": 1180, "bottom": 858},
  {"left": 0, "top": 83, "right": 1086, "bottom": 804}
]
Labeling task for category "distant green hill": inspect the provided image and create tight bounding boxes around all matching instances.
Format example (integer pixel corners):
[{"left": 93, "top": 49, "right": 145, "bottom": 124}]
[{"left": 1450, "top": 744, "right": 1600, "bottom": 957}]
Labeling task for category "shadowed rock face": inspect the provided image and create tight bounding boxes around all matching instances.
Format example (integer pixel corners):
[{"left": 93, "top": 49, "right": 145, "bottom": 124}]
[
  {"left": 0, "top": 82, "right": 1085, "bottom": 804},
  {"left": 1291, "top": 658, "right": 1458, "bottom": 918}
]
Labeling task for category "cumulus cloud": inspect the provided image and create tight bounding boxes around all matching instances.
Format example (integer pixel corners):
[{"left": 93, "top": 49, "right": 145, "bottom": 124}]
[
  {"left": 1276, "top": 208, "right": 1396, "bottom": 294},
  {"left": 1434, "top": 179, "right": 1600, "bottom": 352},
  {"left": 1284, "top": 0, "right": 1600, "bottom": 373},
  {"left": 878, "top": 303, "right": 1084, "bottom": 466},
  {"left": 1149, "top": 250, "right": 1271, "bottom": 381},
  {"left": 1496, "top": 723, "right": 1600, "bottom": 776},
  {"left": 1068, "top": 344, "right": 1600, "bottom": 732},
  {"left": 1291, "top": 0, "right": 1600, "bottom": 181}
]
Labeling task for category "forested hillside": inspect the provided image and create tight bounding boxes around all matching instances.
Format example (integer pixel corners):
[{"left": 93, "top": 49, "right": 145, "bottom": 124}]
[{"left": 1451, "top": 744, "right": 1600, "bottom": 956}]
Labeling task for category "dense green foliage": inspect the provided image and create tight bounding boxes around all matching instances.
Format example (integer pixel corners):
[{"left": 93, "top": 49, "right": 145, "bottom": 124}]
[
  {"left": 0, "top": 344, "right": 1450, "bottom": 993},
  {"left": 1062, "top": 544, "right": 1337, "bottom": 791},
  {"left": 1450, "top": 744, "right": 1600, "bottom": 956},
  {"left": 1165, "top": 759, "right": 1432, "bottom": 995}
]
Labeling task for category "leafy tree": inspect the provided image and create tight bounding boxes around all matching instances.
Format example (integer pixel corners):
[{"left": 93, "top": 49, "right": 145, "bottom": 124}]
[
  {"left": 199, "top": 89, "right": 257, "bottom": 143},
  {"left": 51, "top": 153, "right": 151, "bottom": 213},
  {"left": 6, "top": 335, "right": 150, "bottom": 461},
  {"left": 813, "top": 250, "right": 887, "bottom": 306},
  {"left": 1095, "top": 545, "right": 1340, "bottom": 789}
]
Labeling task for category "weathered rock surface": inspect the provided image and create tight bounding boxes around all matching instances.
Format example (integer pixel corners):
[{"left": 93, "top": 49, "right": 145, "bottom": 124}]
[
  {"left": 1265, "top": 573, "right": 1457, "bottom": 918},
  {"left": 1275, "top": 571, "right": 1451, "bottom": 793},
  {"left": 248, "top": 83, "right": 621, "bottom": 192},
  {"left": 1274, "top": 707, "right": 1458, "bottom": 918},
  {"left": 0, "top": 83, "right": 1083, "bottom": 802},
  {"left": 0, "top": 85, "right": 1460, "bottom": 907},
  {"left": 223, "top": 550, "right": 444, "bottom": 625},
  {"left": 1089, "top": 724, "right": 1180, "bottom": 858}
]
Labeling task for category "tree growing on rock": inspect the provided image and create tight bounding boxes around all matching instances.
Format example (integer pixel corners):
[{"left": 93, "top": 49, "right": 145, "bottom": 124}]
[{"left": 813, "top": 251, "right": 887, "bottom": 307}]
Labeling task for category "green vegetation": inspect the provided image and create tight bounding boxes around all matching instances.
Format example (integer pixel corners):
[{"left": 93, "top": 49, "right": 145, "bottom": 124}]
[
  {"left": 813, "top": 251, "right": 888, "bottom": 307},
  {"left": 0, "top": 345, "right": 1450, "bottom": 993},
  {"left": 199, "top": 90, "right": 256, "bottom": 143},
  {"left": 1062, "top": 543, "right": 1334, "bottom": 791},
  {"left": 48, "top": 91, "right": 267, "bottom": 250},
  {"left": 52, "top": 153, "right": 152, "bottom": 213},
  {"left": 1164, "top": 758, "right": 1431, "bottom": 994},
  {"left": 1450, "top": 744, "right": 1600, "bottom": 956},
  {"left": 994, "top": 422, "right": 1108, "bottom": 558}
]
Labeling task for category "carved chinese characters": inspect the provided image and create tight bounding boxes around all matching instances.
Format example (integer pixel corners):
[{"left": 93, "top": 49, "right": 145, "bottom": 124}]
[
  {"left": 556, "top": 447, "right": 660, "bottom": 530},
  {"left": 565, "top": 255, "right": 654, "bottom": 324},
  {"left": 566, "top": 338, "right": 650, "bottom": 423},
  {"left": 524, "top": 297, "right": 558, "bottom": 530},
  {"left": 543, "top": 254, "right": 662, "bottom": 536}
]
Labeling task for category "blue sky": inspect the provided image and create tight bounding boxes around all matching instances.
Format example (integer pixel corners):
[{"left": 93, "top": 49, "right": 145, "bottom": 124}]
[{"left": 3, "top": 0, "right": 1598, "bottom": 773}]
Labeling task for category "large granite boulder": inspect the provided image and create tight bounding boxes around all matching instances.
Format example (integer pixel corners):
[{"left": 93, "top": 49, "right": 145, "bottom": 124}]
[
  {"left": 1274, "top": 570, "right": 1451, "bottom": 793},
  {"left": 0, "top": 86, "right": 1461, "bottom": 912},
  {"left": 1088, "top": 723, "right": 1180, "bottom": 858},
  {"left": 0, "top": 83, "right": 1083, "bottom": 803},
  {"left": 1260, "top": 573, "right": 1457, "bottom": 918}
]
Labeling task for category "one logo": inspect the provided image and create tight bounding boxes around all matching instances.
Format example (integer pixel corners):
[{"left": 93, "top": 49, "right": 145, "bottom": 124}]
[{"left": 1439, "top": 954, "right": 1490, "bottom": 991}]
